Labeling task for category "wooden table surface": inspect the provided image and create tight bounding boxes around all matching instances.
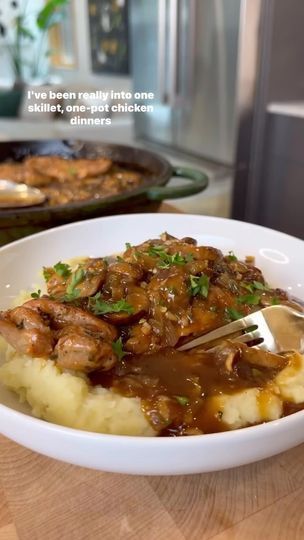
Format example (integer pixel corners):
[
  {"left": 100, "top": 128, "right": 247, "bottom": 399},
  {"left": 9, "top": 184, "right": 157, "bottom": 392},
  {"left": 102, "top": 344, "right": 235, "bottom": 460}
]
[
  {"left": 1, "top": 203, "right": 304, "bottom": 539},
  {"left": 1, "top": 436, "right": 304, "bottom": 540}
]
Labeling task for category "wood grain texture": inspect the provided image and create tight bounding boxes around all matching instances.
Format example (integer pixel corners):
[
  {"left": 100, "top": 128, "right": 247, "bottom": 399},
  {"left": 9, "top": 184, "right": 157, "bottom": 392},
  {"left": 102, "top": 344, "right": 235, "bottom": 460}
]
[{"left": 0, "top": 435, "right": 303, "bottom": 540}]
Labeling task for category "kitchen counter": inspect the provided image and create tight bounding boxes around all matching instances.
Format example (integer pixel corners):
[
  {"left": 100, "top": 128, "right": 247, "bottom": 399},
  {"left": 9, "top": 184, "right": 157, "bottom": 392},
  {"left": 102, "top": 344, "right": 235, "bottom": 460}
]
[{"left": 1, "top": 434, "right": 304, "bottom": 539}]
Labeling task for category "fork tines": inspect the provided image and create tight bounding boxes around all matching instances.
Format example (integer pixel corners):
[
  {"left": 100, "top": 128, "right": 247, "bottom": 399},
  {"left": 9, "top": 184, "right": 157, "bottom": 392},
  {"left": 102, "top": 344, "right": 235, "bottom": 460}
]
[{"left": 178, "top": 309, "right": 267, "bottom": 352}]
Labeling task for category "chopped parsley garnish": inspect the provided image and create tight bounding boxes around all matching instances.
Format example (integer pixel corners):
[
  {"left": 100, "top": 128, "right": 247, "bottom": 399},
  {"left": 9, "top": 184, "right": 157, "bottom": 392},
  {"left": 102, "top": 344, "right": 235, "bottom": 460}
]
[
  {"left": 43, "top": 267, "right": 52, "bottom": 283},
  {"left": 125, "top": 242, "right": 132, "bottom": 250},
  {"left": 63, "top": 268, "right": 85, "bottom": 301},
  {"left": 225, "top": 307, "right": 244, "bottom": 321},
  {"left": 148, "top": 245, "right": 164, "bottom": 256},
  {"left": 53, "top": 261, "right": 72, "bottom": 279},
  {"left": 241, "top": 283, "right": 254, "bottom": 293},
  {"left": 112, "top": 337, "right": 128, "bottom": 361},
  {"left": 227, "top": 251, "right": 238, "bottom": 262},
  {"left": 271, "top": 296, "right": 280, "bottom": 305},
  {"left": 241, "top": 280, "right": 270, "bottom": 293},
  {"left": 89, "top": 293, "right": 134, "bottom": 315},
  {"left": 30, "top": 289, "right": 42, "bottom": 299},
  {"left": 174, "top": 395, "right": 190, "bottom": 406},
  {"left": 148, "top": 245, "right": 193, "bottom": 268},
  {"left": 252, "top": 280, "right": 270, "bottom": 291},
  {"left": 159, "top": 252, "right": 192, "bottom": 269},
  {"left": 189, "top": 274, "right": 210, "bottom": 298},
  {"left": 237, "top": 294, "right": 260, "bottom": 306}
]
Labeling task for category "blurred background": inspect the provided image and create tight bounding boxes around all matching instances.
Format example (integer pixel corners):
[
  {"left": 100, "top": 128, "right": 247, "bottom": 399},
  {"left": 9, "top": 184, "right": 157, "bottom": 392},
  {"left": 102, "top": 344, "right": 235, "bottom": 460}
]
[{"left": 0, "top": 0, "right": 303, "bottom": 238}]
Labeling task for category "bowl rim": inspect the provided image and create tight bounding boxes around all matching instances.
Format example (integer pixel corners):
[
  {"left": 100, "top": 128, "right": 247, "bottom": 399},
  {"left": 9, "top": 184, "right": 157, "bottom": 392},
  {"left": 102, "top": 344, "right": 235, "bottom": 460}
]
[{"left": 1, "top": 212, "right": 304, "bottom": 249}]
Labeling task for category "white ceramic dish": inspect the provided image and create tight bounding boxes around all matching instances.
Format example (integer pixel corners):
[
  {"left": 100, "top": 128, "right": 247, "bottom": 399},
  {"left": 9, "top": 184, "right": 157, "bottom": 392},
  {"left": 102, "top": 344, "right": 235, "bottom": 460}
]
[{"left": 0, "top": 214, "right": 303, "bottom": 475}]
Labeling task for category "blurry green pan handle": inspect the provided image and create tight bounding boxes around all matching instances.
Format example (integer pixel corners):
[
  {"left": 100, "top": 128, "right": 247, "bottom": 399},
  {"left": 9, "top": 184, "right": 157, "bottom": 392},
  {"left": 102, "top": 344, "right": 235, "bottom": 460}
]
[{"left": 146, "top": 167, "right": 209, "bottom": 201}]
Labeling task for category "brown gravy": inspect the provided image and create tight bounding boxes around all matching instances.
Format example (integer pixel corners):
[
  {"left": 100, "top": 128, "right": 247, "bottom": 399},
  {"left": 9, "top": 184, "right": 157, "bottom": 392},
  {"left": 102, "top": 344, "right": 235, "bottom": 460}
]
[{"left": 89, "top": 345, "right": 283, "bottom": 436}]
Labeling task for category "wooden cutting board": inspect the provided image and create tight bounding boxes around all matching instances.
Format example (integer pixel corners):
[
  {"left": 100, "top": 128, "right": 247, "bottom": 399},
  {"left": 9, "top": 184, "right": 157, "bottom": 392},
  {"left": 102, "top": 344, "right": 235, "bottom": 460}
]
[{"left": 0, "top": 434, "right": 304, "bottom": 540}]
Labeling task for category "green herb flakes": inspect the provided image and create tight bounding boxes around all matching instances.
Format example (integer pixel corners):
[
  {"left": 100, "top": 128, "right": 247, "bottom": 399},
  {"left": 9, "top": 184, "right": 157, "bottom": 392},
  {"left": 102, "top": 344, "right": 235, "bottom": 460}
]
[
  {"left": 252, "top": 280, "right": 270, "bottom": 291},
  {"left": 227, "top": 251, "right": 237, "bottom": 262},
  {"left": 30, "top": 289, "right": 42, "bottom": 299},
  {"left": 53, "top": 261, "right": 72, "bottom": 279},
  {"left": 43, "top": 267, "right": 52, "bottom": 283},
  {"left": 189, "top": 274, "right": 210, "bottom": 298},
  {"left": 225, "top": 307, "right": 244, "bottom": 321},
  {"left": 63, "top": 268, "right": 85, "bottom": 301},
  {"left": 237, "top": 294, "right": 260, "bottom": 306},
  {"left": 112, "top": 337, "right": 128, "bottom": 361},
  {"left": 89, "top": 293, "right": 134, "bottom": 316},
  {"left": 174, "top": 395, "right": 190, "bottom": 406},
  {"left": 147, "top": 245, "right": 192, "bottom": 268}
]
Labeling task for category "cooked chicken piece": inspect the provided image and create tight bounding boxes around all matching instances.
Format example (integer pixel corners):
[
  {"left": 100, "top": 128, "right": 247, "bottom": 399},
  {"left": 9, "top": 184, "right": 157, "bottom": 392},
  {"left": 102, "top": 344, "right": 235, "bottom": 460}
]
[
  {"left": 0, "top": 163, "right": 25, "bottom": 183},
  {"left": 125, "top": 322, "right": 160, "bottom": 354},
  {"left": 22, "top": 159, "right": 54, "bottom": 187},
  {"left": 167, "top": 242, "right": 222, "bottom": 262},
  {"left": 0, "top": 301, "right": 118, "bottom": 371},
  {"left": 54, "top": 325, "right": 117, "bottom": 372},
  {"left": 179, "top": 285, "right": 237, "bottom": 338},
  {"left": 0, "top": 161, "right": 53, "bottom": 187},
  {"left": 0, "top": 307, "right": 53, "bottom": 357},
  {"left": 186, "top": 259, "right": 209, "bottom": 275},
  {"left": 23, "top": 298, "right": 117, "bottom": 340},
  {"left": 237, "top": 344, "right": 287, "bottom": 370},
  {"left": 108, "top": 261, "right": 144, "bottom": 282},
  {"left": 44, "top": 258, "right": 107, "bottom": 300},
  {"left": 102, "top": 272, "right": 125, "bottom": 301},
  {"left": 102, "top": 261, "right": 144, "bottom": 301},
  {"left": 103, "top": 285, "right": 150, "bottom": 325},
  {"left": 44, "top": 269, "right": 66, "bottom": 298},
  {"left": 27, "top": 156, "right": 112, "bottom": 182},
  {"left": 147, "top": 266, "right": 190, "bottom": 311},
  {"left": 210, "top": 341, "right": 287, "bottom": 372},
  {"left": 74, "top": 258, "right": 107, "bottom": 297},
  {"left": 123, "top": 239, "right": 222, "bottom": 273}
]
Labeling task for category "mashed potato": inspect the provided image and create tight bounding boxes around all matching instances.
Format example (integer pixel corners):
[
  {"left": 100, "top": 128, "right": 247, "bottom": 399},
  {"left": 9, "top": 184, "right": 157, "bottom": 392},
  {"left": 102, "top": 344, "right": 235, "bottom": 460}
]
[
  {"left": 205, "top": 388, "right": 283, "bottom": 430},
  {"left": 275, "top": 352, "right": 304, "bottom": 404},
  {"left": 1, "top": 337, "right": 304, "bottom": 436},
  {"left": 0, "top": 344, "right": 154, "bottom": 436}
]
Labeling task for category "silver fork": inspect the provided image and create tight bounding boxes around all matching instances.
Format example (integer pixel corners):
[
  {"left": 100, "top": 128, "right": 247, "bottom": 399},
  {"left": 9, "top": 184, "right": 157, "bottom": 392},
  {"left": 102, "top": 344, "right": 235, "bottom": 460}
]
[{"left": 178, "top": 305, "right": 304, "bottom": 354}]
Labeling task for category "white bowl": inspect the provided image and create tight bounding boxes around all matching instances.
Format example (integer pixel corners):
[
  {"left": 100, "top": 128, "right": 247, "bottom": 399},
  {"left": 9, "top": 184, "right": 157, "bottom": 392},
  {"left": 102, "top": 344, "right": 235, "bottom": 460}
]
[{"left": 0, "top": 214, "right": 303, "bottom": 475}]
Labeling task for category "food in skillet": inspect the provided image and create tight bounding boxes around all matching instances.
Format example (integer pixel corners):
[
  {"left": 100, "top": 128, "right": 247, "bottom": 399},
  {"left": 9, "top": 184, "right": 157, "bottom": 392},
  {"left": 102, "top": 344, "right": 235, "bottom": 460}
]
[
  {"left": 0, "top": 156, "right": 144, "bottom": 206},
  {"left": 0, "top": 233, "right": 303, "bottom": 437}
]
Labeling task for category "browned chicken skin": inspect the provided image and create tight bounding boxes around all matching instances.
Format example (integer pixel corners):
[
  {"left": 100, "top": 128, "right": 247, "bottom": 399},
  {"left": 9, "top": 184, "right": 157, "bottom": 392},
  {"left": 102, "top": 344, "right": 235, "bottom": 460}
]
[
  {"left": 23, "top": 298, "right": 117, "bottom": 339},
  {"left": 0, "top": 299, "right": 117, "bottom": 372},
  {"left": 54, "top": 325, "right": 117, "bottom": 372},
  {"left": 0, "top": 307, "right": 53, "bottom": 357},
  {"left": 27, "top": 156, "right": 112, "bottom": 182},
  {"left": 45, "top": 258, "right": 107, "bottom": 300}
]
